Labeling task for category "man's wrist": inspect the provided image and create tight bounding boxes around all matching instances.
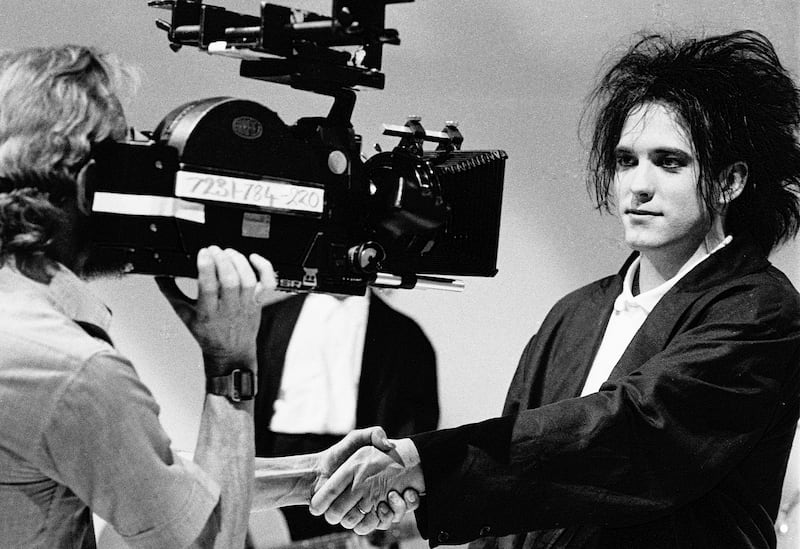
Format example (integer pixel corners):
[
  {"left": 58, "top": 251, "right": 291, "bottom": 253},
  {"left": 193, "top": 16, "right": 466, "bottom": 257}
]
[
  {"left": 390, "top": 438, "right": 421, "bottom": 468},
  {"left": 202, "top": 352, "right": 257, "bottom": 376},
  {"left": 206, "top": 368, "right": 257, "bottom": 402},
  {"left": 253, "top": 454, "right": 319, "bottom": 509},
  {"left": 390, "top": 438, "right": 426, "bottom": 494}
]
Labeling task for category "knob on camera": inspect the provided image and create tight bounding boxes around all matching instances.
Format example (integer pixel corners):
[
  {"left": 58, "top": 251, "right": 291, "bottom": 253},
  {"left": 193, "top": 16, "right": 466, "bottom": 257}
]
[{"left": 348, "top": 241, "right": 386, "bottom": 274}]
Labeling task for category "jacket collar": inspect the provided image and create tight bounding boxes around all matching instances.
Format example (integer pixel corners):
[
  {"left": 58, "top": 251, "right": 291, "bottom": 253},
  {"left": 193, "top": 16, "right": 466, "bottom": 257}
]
[
  {"left": 616, "top": 234, "right": 768, "bottom": 297},
  {"left": 605, "top": 234, "right": 769, "bottom": 382}
]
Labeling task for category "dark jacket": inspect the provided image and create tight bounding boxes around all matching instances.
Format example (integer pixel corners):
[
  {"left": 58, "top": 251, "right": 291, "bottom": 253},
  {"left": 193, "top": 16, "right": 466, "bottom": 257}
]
[
  {"left": 254, "top": 290, "right": 440, "bottom": 453},
  {"left": 412, "top": 236, "right": 800, "bottom": 548}
]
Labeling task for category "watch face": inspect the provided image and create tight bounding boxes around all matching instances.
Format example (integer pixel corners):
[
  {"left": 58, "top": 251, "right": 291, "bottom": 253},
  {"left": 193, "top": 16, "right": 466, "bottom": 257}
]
[
  {"left": 208, "top": 368, "right": 255, "bottom": 402},
  {"left": 232, "top": 368, "right": 255, "bottom": 401}
]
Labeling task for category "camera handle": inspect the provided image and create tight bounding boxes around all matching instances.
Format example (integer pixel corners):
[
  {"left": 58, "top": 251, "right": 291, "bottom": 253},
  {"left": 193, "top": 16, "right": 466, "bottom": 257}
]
[{"left": 291, "top": 85, "right": 356, "bottom": 128}]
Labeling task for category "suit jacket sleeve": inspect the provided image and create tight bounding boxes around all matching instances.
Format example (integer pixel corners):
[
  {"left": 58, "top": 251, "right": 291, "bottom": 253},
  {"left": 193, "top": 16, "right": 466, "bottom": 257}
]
[{"left": 411, "top": 270, "right": 800, "bottom": 546}]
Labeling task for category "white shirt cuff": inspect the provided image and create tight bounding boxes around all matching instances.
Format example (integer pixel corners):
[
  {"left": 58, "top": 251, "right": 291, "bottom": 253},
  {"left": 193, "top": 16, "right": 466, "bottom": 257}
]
[{"left": 389, "top": 437, "right": 421, "bottom": 468}]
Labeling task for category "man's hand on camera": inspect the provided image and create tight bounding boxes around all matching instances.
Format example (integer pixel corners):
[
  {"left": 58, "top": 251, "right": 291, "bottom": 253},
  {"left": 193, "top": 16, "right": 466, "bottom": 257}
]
[
  {"left": 309, "top": 438, "right": 425, "bottom": 534},
  {"left": 156, "top": 246, "right": 275, "bottom": 376}
]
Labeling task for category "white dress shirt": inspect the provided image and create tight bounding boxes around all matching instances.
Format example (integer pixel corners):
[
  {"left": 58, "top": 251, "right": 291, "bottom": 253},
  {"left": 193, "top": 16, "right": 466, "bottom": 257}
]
[{"left": 270, "top": 292, "right": 370, "bottom": 434}]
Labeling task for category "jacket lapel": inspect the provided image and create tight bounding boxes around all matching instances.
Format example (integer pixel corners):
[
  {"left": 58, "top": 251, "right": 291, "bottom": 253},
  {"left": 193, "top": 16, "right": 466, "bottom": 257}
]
[
  {"left": 534, "top": 266, "right": 629, "bottom": 404},
  {"left": 355, "top": 291, "right": 386, "bottom": 427},
  {"left": 606, "top": 236, "right": 768, "bottom": 382},
  {"left": 254, "top": 293, "right": 307, "bottom": 441},
  {"left": 558, "top": 274, "right": 624, "bottom": 400}
]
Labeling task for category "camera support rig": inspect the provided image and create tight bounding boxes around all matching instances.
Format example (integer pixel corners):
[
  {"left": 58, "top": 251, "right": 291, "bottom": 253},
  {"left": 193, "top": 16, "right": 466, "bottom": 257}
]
[
  {"left": 148, "top": 0, "right": 411, "bottom": 92},
  {"left": 87, "top": 1, "right": 505, "bottom": 294}
]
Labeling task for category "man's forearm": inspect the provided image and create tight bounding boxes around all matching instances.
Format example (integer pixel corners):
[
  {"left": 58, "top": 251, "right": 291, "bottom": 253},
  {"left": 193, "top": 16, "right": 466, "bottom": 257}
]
[
  {"left": 193, "top": 394, "right": 255, "bottom": 549},
  {"left": 251, "top": 453, "right": 319, "bottom": 510},
  {"left": 253, "top": 426, "right": 400, "bottom": 512},
  {"left": 158, "top": 246, "right": 272, "bottom": 548}
]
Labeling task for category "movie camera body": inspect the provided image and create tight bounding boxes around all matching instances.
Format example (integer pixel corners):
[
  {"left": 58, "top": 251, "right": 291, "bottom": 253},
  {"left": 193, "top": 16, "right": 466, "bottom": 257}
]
[{"left": 89, "top": 0, "right": 507, "bottom": 295}]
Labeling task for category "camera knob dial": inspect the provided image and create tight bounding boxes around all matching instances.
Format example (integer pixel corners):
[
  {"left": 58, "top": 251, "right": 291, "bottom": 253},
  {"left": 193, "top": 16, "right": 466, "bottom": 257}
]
[
  {"left": 328, "top": 150, "right": 349, "bottom": 175},
  {"left": 348, "top": 241, "right": 386, "bottom": 274}
]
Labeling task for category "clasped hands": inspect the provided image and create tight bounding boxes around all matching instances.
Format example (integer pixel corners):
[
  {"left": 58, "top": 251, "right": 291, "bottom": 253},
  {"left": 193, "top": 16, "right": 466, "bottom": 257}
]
[{"left": 307, "top": 427, "right": 426, "bottom": 535}]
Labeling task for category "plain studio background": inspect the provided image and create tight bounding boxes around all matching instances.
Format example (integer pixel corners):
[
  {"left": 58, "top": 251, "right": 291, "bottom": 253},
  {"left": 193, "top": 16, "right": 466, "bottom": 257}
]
[{"left": 1, "top": 1, "right": 798, "bottom": 547}]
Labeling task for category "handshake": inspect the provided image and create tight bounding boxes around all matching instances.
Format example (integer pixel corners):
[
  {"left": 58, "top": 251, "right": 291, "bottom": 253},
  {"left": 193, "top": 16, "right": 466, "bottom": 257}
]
[
  {"left": 159, "top": 249, "right": 427, "bottom": 536},
  {"left": 253, "top": 427, "right": 426, "bottom": 536}
]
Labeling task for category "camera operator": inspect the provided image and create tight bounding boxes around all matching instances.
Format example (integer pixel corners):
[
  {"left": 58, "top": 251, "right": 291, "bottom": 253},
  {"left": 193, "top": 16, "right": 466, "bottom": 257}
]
[
  {"left": 0, "top": 44, "right": 407, "bottom": 549},
  {"left": 308, "top": 30, "right": 800, "bottom": 548}
]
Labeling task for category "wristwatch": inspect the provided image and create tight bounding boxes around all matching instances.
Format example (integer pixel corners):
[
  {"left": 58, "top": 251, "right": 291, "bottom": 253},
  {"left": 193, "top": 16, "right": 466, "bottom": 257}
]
[{"left": 206, "top": 368, "right": 256, "bottom": 402}]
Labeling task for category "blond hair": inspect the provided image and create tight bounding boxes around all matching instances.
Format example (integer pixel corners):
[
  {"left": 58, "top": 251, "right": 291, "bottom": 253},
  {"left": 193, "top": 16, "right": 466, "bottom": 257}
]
[
  {"left": 0, "top": 45, "right": 138, "bottom": 263},
  {"left": 0, "top": 45, "right": 137, "bottom": 182}
]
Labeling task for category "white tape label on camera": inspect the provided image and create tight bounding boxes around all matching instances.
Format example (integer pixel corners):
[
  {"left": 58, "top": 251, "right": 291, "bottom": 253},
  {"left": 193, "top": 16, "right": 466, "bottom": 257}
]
[{"left": 174, "top": 170, "right": 324, "bottom": 214}]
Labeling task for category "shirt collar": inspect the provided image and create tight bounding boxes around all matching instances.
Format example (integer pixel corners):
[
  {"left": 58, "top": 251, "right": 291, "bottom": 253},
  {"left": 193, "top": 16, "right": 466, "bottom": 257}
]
[
  {"left": 0, "top": 261, "right": 112, "bottom": 332},
  {"left": 304, "top": 290, "right": 370, "bottom": 317},
  {"left": 615, "top": 235, "right": 733, "bottom": 314}
]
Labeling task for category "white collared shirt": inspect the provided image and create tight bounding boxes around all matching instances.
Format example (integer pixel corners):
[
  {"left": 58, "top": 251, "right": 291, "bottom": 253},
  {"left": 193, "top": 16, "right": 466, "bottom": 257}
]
[
  {"left": 270, "top": 292, "right": 370, "bottom": 434},
  {"left": 579, "top": 237, "right": 732, "bottom": 396}
]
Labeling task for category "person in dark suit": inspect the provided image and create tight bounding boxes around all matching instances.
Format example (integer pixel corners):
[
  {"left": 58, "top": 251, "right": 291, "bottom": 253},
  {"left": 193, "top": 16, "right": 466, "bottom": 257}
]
[
  {"left": 308, "top": 30, "right": 800, "bottom": 549},
  {"left": 254, "top": 288, "right": 439, "bottom": 541}
]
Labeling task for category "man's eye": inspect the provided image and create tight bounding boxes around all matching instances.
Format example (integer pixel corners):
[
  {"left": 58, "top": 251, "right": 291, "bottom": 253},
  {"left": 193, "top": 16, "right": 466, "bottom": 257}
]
[
  {"left": 660, "top": 157, "right": 682, "bottom": 169},
  {"left": 655, "top": 153, "right": 691, "bottom": 170},
  {"left": 615, "top": 154, "right": 635, "bottom": 168}
]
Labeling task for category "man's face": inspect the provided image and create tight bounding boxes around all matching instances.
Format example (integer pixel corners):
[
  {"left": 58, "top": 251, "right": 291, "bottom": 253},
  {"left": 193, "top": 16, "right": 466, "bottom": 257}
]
[{"left": 613, "top": 102, "right": 710, "bottom": 263}]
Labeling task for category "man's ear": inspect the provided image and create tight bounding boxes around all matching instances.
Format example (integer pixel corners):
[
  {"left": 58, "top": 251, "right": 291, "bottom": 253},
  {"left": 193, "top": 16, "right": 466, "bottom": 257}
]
[
  {"left": 75, "top": 159, "right": 97, "bottom": 216},
  {"left": 718, "top": 161, "right": 748, "bottom": 205}
]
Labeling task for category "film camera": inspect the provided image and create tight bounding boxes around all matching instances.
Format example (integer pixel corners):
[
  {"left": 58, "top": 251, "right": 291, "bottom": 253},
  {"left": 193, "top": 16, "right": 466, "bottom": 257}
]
[{"left": 89, "top": 0, "right": 507, "bottom": 295}]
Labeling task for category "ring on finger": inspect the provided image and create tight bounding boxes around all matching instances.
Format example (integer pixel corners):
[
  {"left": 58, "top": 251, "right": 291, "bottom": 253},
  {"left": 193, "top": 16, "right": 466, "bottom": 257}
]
[{"left": 356, "top": 502, "right": 370, "bottom": 515}]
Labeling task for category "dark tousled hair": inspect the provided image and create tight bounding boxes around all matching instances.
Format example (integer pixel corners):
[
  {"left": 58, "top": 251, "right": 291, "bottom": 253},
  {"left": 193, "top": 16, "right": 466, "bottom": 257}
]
[{"left": 586, "top": 30, "right": 800, "bottom": 254}]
